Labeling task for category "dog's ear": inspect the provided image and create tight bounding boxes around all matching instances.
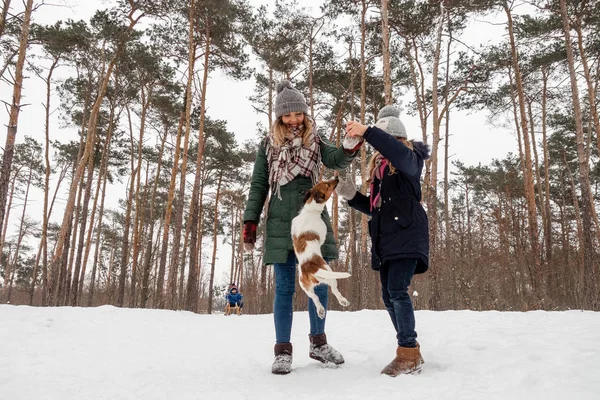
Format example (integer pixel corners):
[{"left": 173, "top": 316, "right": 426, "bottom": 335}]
[
  {"left": 314, "top": 191, "right": 326, "bottom": 203},
  {"left": 303, "top": 189, "right": 312, "bottom": 204}
]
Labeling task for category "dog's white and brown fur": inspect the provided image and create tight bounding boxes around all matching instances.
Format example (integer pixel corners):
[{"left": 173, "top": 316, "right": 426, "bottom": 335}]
[{"left": 291, "top": 178, "right": 350, "bottom": 319}]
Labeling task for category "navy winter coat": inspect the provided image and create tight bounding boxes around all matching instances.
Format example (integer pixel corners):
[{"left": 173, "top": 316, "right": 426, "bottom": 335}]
[
  {"left": 226, "top": 292, "right": 243, "bottom": 306},
  {"left": 348, "top": 126, "right": 430, "bottom": 274}
]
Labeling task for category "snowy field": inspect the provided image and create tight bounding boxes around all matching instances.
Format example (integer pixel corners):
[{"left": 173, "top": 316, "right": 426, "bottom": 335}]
[{"left": 1, "top": 305, "right": 599, "bottom": 400}]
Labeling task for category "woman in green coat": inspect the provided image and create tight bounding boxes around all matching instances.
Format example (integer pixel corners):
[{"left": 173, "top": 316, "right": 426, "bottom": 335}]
[{"left": 242, "top": 80, "right": 362, "bottom": 374}]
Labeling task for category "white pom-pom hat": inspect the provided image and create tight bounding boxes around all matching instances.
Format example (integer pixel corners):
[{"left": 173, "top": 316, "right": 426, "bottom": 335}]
[{"left": 375, "top": 105, "right": 407, "bottom": 138}]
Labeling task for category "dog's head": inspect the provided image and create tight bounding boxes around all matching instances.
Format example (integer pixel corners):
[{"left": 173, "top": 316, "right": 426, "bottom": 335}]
[{"left": 303, "top": 177, "right": 339, "bottom": 205}]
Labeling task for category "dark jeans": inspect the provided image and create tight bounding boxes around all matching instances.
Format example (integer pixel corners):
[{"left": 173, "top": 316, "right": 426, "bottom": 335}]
[
  {"left": 274, "top": 252, "right": 328, "bottom": 343},
  {"left": 379, "top": 258, "right": 418, "bottom": 348}
]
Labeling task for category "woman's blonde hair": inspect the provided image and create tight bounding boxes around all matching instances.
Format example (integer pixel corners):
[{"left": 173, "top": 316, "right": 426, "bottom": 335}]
[
  {"left": 367, "top": 137, "right": 413, "bottom": 182},
  {"left": 271, "top": 114, "right": 314, "bottom": 147}
]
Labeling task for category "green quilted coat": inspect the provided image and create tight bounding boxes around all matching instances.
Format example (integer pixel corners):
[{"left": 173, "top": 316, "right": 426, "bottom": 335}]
[{"left": 243, "top": 134, "right": 356, "bottom": 265}]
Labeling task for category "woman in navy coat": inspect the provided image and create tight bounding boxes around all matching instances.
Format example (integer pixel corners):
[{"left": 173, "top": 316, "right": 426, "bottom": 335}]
[{"left": 336, "top": 105, "right": 430, "bottom": 377}]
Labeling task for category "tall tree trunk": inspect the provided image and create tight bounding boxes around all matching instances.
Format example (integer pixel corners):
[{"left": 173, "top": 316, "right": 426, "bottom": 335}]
[
  {"left": 443, "top": 15, "right": 452, "bottom": 252},
  {"left": 40, "top": 167, "right": 66, "bottom": 304},
  {"left": 6, "top": 161, "right": 33, "bottom": 303},
  {"left": 563, "top": 153, "right": 584, "bottom": 302},
  {"left": 80, "top": 102, "right": 116, "bottom": 304},
  {"left": 527, "top": 99, "right": 546, "bottom": 257},
  {"left": 0, "top": 171, "right": 17, "bottom": 269},
  {"left": 116, "top": 108, "right": 139, "bottom": 307},
  {"left": 504, "top": 1, "right": 541, "bottom": 299},
  {"left": 66, "top": 176, "right": 85, "bottom": 305},
  {"left": 164, "top": 120, "right": 191, "bottom": 310},
  {"left": 573, "top": 23, "right": 600, "bottom": 160},
  {"left": 156, "top": 112, "right": 186, "bottom": 308},
  {"left": 332, "top": 121, "right": 341, "bottom": 242},
  {"left": 381, "top": 0, "right": 392, "bottom": 104},
  {"left": 87, "top": 159, "right": 110, "bottom": 307},
  {"left": 29, "top": 57, "right": 58, "bottom": 305},
  {"left": 169, "top": 7, "right": 206, "bottom": 311},
  {"left": 0, "top": 0, "right": 34, "bottom": 247},
  {"left": 540, "top": 68, "right": 552, "bottom": 267},
  {"left": 137, "top": 161, "right": 151, "bottom": 306},
  {"left": 195, "top": 174, "right": 206, "bottom": 306},
  {"left": 46, "top": 72, "right": 92, "bottom": 305},
  {"left": 129, "top": 88, "right": 152, "bottom": 307},
  {"left": 559, "top": 0, "right": 599, "bottom": 309},
  {"left": 207, "top": 172, "right": 223, "bottom": 314},
  {"left": 83, "top": 104, "right": 115, "bottom": 305},
  {"left": 178, "top": 203, "right": 191, "bottom": 308},
  {"left": 358, "top": 0, "right": 369, "bottom": 309},
  {"left": 186, "top": 13, "right": 212, "bottom": 312},
  {"left": 60, "top": 168, "right": 83, "bottom": 306},
  {"left": 55, "top": 203, "right": 74, "bottom": 306},
  {"left": 307, "top": 16, "right": 324, "bottom": 119},
  {"left": 107, "top": 245, "right": 116, "bottom": 303},
  {"left": 140, "top": 125, "right": 168, "bottom": 308},
  {"left": 70, "top": 137, "right": 95, "bottom": 305},
  {"left": 140, "top": 222, "right": 156, "bottom": 308},
  {"left": 572, "top": 24, "right": 600, "bottom": 246},
  {"left": 403, "top": 35, "right": 430, "bottom": 200},
  {"left": 229, "top": 203, "right": 236, "bottom": 283},
  {"left": 427, "top": 1, "right": 445, "bottom": 311},
  {"left": 49, "top": 9, "right": 143, "bottom": 306},
  {"left": 268, "top": 67, "right": 273, "bottom": 130},
  {"left": 0, "top": 0, "right": 12, "bottom": 40},
  {"left": 237, "top": 211, "right": 244, "bottom": 286}
]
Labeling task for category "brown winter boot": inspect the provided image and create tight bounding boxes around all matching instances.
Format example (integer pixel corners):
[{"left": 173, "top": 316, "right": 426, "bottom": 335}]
[
  {"left": 309, "top": 333, "right": 345, "bottom": 365},
  {"left": 272, "top": 343, "right": 293, "bottom": 375},
  {"left": 381, "top": 343, "right": 424, "bottom": 377}
]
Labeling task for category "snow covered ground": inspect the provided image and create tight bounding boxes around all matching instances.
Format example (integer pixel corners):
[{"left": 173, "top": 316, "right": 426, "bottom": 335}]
[{"left": 2, "top": 305, "right": 599, "bottom": 400}]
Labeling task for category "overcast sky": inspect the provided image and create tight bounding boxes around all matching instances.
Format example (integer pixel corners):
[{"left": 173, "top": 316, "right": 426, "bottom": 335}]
[
  {"left": 1, "top": 0, "right": 516, "bottom": 284},
  {"left": 3, "top": 0, "right": 517, "bottom": 165}
]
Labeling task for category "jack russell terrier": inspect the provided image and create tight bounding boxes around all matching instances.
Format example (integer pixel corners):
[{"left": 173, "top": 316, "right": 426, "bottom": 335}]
[{"left": 291, "top": 177, "right": 351, "bottom": 319}]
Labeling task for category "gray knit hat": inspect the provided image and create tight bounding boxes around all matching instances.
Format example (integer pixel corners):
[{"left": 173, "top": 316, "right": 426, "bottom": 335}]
[
  {"left": 375, "top": 105, "right": 407, "bottom": 138},
  {"left": 274, "top": 80, "right": 309, "bottom": 118}
]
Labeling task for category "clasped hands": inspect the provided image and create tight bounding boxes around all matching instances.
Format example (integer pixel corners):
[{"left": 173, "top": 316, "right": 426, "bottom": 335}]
[
  {"left": 342, "top": 121, "right": 367, "bottom": 153},
  {"left": 345, "top": 120, "right": 368, "bottom": 138}
]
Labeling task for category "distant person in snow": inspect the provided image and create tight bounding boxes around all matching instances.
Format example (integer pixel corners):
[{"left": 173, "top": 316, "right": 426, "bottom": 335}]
[
  {"left": 335, "top": 105, "right": 431, "bottom": 377},
  {"left": 226, "top": 285, "right": 243, "bottom": 310}
]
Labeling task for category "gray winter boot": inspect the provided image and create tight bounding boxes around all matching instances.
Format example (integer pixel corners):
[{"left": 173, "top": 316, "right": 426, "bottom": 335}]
[
  {"left": 309, "top": 333, "right": 345, "bottom": 365},
  {"left": 272, "top": 342, "right": 293, "bottom": 375}
]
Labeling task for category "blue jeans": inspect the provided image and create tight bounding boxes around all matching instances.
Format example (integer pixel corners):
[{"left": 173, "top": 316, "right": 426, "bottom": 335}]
[
  {"left": 274, "top": 252, "right": 329, "bottom": 343},
  {"left": 379, "top": 258, "right": 418, "bottom": 348}
]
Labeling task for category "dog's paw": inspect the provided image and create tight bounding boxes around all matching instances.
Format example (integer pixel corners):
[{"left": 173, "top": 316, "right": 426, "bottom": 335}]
[
  {"left": 339, "top": 298, "right": 350, "bottom": 307},
  {"left": 317, "top": 307, "right": 326, "bottom": 319}
]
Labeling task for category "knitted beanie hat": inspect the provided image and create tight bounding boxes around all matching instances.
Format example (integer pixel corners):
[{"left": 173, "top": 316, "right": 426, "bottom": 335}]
[
  {"left": 274, "top": 80, "right": 309, "bottom": 119},
  {"left": 375, "top": 105, "right": 407, "bottom": 138}
]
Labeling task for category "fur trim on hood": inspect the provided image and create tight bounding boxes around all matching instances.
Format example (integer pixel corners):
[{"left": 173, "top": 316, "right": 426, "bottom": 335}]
[{"left": 410, "top": 140, "right": 431, "bottom": 160}]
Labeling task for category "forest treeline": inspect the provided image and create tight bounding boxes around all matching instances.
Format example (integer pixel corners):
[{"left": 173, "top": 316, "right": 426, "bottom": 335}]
[{"left": 0, "top": 0, "right": 598, "bottom": 313}]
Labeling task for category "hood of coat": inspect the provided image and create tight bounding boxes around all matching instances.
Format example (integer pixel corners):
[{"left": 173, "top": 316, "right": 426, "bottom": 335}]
[{"left": 410, "top": 140, "right": 431, "bottom": 160}]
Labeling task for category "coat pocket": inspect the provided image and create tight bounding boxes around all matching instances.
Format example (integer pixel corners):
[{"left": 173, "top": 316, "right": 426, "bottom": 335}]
[{"left": 381, "top": 197, "right": 413, "bottom": 231}]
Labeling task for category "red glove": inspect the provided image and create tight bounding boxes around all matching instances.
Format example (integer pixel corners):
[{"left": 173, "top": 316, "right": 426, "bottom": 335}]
[{"left": 243, "top": 221, "right": 257, "bottom": 252}]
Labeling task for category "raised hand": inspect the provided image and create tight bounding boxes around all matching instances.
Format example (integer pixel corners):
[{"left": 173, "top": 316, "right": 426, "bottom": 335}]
[
  {"left": 335, "top": 172, "right": 357, "bottom": 201},
  {"left": 345, "top": 120, "right": 368, "bottom": 138}
]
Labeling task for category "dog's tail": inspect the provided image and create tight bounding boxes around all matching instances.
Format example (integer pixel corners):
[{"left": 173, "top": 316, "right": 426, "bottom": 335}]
[{"left": 314, "top": 269, "right": 351, "bottom": 280}]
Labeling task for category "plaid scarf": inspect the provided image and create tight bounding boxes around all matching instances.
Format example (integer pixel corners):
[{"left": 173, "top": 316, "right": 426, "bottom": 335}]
[{"left": 266, "top": 125, "right": 321, "bottom": 199}]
